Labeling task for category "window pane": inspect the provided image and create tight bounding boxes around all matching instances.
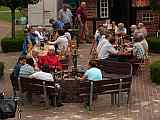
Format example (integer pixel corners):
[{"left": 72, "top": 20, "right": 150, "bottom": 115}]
[{"left": 100, "top": 0, "right": 108, "bottom": 18}]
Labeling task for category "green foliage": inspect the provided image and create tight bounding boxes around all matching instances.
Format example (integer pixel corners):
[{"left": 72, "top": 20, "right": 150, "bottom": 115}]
[
  {"left": 150, "top": 0, "right": 160, "bottom": 11},
  {"left": 0, "top": 0, "right": 39, "bottom": 9},
  {"left": 0, "top": 0, "right": 39, "bottom": 40},
  {"left": 1, "top": 30, "right": 24, "bottom": 53},
  {"left": 0, "top": 62, "right": 4, "bottom": 79},
  {"left": 0, "top": 7, "right": 22, "bottom": 22},
  {"left": 150, "top": 60, "right": 160, "bottom": 84},
  {"left": 147, "top": 37, "right": 160, "bottom": 53}
]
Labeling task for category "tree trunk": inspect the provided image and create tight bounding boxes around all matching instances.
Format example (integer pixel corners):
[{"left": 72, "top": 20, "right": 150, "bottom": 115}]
[{"left": 11, "top": 9, "right": 16, "bottom": 40}]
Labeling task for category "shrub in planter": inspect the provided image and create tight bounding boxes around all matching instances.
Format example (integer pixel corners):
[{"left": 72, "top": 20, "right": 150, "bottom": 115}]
[
  {"left": 147, "top": 37, "right": 160, "bottom": 53},
  {"left": 150, "top": 61, "right": 160, "bottom": 84},
  {"left": 0, "top": 62, "right": 4, "bottom": 79},
  {"left": 1, "top": 30, "right": 24, "bottom": 53}
]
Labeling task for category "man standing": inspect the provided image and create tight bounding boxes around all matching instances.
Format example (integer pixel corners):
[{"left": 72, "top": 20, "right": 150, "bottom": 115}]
[
  {"left": 76, "top": 2, "right": 88, "bottom": 43},
  {"left": 59, "top": 4, "right": 73, "bottom": 29}
]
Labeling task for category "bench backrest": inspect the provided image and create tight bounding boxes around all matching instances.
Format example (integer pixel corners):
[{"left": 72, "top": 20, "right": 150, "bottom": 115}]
[
  {"left": 79, "top": 80, "right": 90, "bottom": 97},
  {"left": 99, "top": 60, "right": 132, "bottom": 76},
  {"left": 19, "top": 77, "right": 55, "bottom": 95},
  {"left": 93, "top": 78, "right": 132, "bottom": 95},
  {"left": 79, "top": 77, "right": 132, "bottom": 97}
]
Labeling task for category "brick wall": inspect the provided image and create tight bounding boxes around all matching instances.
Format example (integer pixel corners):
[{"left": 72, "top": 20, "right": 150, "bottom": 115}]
[
  {"left": 86, "top": 1, "right": 107, "bottom": 35},
  {"left": 87, "top": 7, "right": 96, "bottom": 34},
  {"left": 136, "top": 10, "right": 160, "bottom": 34}
]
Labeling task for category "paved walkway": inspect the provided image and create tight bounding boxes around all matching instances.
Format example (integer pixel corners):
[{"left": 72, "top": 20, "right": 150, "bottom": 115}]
[
  {"left": 0, "top": 44, "right": 160, "bottom": 120},
  {"left": 0, "top": 21, "right": 11, "bottom": 52}
]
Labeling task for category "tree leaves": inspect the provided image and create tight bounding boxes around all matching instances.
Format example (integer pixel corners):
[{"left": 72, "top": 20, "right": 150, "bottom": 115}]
[
  {"left": 0, "top": 0, "right": 39, "bottom": 9},
  {"left": 150, "top": 0, "right": 160, "bottom": 11}
]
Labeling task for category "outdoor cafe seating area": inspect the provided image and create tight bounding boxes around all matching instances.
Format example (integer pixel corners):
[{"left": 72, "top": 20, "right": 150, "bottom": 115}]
[{"left": 10, "top": 21, "right": 149, "bottom": 110}]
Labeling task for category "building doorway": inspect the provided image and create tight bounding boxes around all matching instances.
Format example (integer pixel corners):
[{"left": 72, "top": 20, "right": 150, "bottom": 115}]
[{"left": 110, "top": 0, "right": 131, "bottom": 27}]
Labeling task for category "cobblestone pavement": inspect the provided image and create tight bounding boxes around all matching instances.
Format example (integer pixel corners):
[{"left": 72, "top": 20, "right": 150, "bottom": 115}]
[{"left": 0, "top": 44, "right": 160, "bottom": 120}]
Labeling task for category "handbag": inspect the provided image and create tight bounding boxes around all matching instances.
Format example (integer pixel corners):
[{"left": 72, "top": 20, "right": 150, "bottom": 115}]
[{"left": 0, "top": 93, "right": 18, "bottom": 119}]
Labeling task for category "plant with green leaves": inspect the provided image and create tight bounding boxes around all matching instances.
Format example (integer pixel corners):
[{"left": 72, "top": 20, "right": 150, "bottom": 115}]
[
  {"left": 150, "top": 60, "right": 160, "bottom": 84},
  {"left": 0, "top": 62, "right": 4, "bottom": 80},
  {"left": 147, "top": 37, "right": 160, "bottom": 53},
  {"left": 1, "top": 30, "right": 24, "bottom": 53},
  {"left": 150, "top": 0, "right": 160, "bottom": 11},
  {"left": 0, "top": 0, "right": 39, "bottom": 40}
]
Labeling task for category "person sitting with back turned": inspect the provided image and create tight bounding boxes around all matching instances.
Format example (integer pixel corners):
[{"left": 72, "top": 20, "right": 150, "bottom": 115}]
[
  {"left": 29, "top": 64, "right": 54, "bottom": 81},
  {"left": 19, "top": 57, "right": 35, "bottom": 77},
  {"left": 48, "top": 30, "right": 68, "bottom": 53},
  {"left": 29, "top": 64, "right": 63, "bottom": 107},
  {"left": 80, "top": 60, "right": 102, "bottom": 81},
  {"left": 80, "top": 60, "right": 102, "bottom": 109}
]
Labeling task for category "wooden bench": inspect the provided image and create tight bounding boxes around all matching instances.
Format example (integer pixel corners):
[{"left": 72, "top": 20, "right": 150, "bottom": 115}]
[
  {"left": 18, "top": 77, "right": 56, "bottom": 107},
  {"left": 79, "top": 77, "right": 132, "bottom": 110},
  {"left": 99, "top": 60, "right": 133, "bottom": 79}
]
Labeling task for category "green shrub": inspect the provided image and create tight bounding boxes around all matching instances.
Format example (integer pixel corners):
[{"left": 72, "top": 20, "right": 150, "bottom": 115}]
[
  {"left": 0, "top": 62, "right": 4, "bottom": 79},
  {"left": 1, "top": 30, "right": 24, "bottom": 53},
  {"left": 150, "top": 61, "right": 160, "bottom": 84},
  {"left": 147, "top": 37, "right": 160, "bottom": 53}
]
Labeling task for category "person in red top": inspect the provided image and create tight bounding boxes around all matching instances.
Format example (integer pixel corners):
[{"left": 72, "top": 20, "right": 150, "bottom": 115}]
[
  {"left": 76, "top": 2, "right": 88, "bottom": 43},
  {"left": 38, "top": 47, "right": 63, "bottom": 70}
]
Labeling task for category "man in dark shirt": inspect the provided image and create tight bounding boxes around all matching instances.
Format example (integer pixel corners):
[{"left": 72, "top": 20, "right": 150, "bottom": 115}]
[
  {"left": 10, "top": 56, "right": 26, "bottom": 90},
  {"left": 76, "top": 2, "right": 88, "bottom": 43}
]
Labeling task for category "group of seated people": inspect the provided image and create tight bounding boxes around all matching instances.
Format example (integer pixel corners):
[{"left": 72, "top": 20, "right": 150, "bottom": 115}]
[
  {"left": 22, "top": 25, "right": 72, "bottom": 57},
  {"left": 95, "top": 22, "right": 148, "bottom": 63},
  {"left": 11, "top": 55, "right": 64, "bottom": 107},
  {"left": 11, "top": 56, "right": 52, "bottom": 81}
]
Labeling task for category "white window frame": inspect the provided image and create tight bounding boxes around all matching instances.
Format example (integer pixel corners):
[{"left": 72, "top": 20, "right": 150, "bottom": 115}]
[
  {"left": 142, "top": 13, "right": 154, "bottom": 23},
  {"left": 100, "top": 0, "right": 109, "bottom": 18}
]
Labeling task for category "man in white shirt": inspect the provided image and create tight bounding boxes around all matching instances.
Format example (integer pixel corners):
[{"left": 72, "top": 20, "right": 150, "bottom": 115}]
[
  {"left": 34, "top": 26, "right": 44, "bottom": 42},
  {"left": 48, "top": 30, "right": 69, "bottom": 53},
  {"left": 97, "top": 33, "right": 118, "bottom": 60},
  {"left": 30, "top": 64, "right": 54, "bottom": 81}
]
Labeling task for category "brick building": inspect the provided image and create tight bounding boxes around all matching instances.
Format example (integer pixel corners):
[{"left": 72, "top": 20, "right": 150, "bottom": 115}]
[{"left": 65, "top": 0, "right": 160, "bottom": 35}]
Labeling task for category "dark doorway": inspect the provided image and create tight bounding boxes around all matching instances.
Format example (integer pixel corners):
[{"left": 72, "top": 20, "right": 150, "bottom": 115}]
[{"left": 110, "top": 0, "right": 131, "bottom": 27}]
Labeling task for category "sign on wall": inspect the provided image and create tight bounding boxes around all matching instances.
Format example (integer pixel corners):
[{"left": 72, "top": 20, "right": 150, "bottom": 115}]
[{"left": 132, "top": 0, "right": 149, "bottom": 7}]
